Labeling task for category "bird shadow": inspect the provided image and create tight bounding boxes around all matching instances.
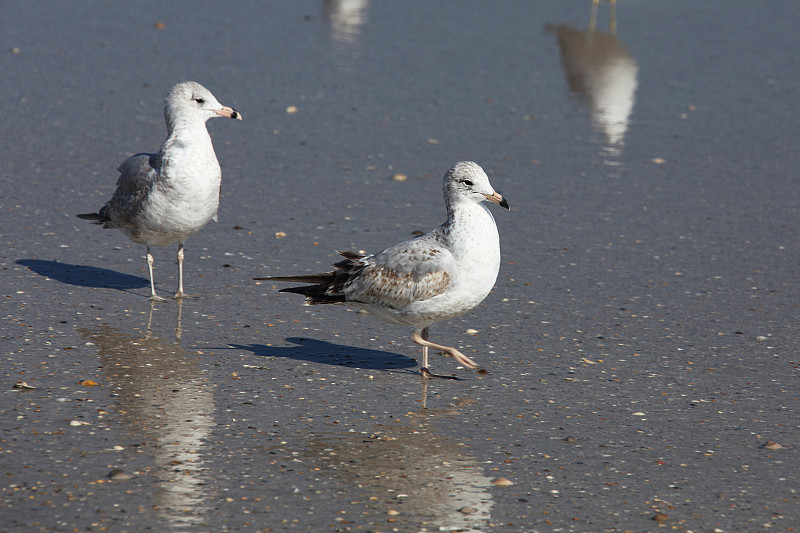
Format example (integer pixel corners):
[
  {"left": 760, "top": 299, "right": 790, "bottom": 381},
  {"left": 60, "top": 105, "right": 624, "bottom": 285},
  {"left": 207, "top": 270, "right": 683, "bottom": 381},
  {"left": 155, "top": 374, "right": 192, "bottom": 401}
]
[
  {"left": 229, "top": 337, "right": 418, "bottom": 371},
  {"left": 16, "top": 259, "right": 149, "bottom": 290}
]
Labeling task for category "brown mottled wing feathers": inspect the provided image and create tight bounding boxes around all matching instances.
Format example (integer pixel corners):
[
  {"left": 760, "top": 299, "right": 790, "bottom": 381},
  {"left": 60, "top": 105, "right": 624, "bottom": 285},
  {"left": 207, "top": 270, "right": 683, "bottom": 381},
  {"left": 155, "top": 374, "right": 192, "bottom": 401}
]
[{"left": 258, "top": 238, "right": 452, "bottom": 309}]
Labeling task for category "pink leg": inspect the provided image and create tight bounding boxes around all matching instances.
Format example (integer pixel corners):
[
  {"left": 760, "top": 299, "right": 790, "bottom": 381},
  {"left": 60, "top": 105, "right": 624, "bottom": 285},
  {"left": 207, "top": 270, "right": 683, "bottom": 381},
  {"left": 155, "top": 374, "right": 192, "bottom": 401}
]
[
  {"left": 146, "top": 247, "right": 166, "bottom": 301},
  {"left": 174, "top": 242, "right": 188, "bottom": 299},
  {"left": 412, "top": 328, "right": 479, "bottom": 378}
]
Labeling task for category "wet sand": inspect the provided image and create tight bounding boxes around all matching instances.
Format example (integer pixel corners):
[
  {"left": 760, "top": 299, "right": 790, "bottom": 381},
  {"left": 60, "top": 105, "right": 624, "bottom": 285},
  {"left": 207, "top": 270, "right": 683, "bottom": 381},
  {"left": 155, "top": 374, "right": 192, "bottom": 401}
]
[{"left": 2, "top": 1, "right": 799, "bottom": 531}]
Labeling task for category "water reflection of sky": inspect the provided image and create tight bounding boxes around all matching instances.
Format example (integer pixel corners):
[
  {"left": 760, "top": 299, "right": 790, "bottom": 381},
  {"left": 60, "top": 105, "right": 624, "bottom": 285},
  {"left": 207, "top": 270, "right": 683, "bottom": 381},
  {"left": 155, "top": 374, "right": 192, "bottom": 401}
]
[{"left": 78, "top": 303, "right": 215, "bottom": 533}]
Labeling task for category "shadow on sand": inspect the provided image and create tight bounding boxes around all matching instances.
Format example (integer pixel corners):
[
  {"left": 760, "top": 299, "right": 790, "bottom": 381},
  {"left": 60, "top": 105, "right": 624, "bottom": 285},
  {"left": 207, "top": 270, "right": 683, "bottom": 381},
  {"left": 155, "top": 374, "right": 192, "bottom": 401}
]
[
  {"left": 230, "top": 337, "right": 418, "bottom": 371},
  {"left": 16, "top": 259, "right": 149, "bottom": 290}
]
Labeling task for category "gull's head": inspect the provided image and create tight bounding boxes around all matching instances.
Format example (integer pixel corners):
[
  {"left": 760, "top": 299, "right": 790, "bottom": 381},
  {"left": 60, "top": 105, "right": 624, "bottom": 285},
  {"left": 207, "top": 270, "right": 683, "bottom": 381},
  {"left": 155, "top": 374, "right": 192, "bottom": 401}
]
[
  {"left": 443, "top": 161, "right": 509, "bottom": 210},
  {"left": 164, "top": 81, "right": 242, "bottom": 127}
]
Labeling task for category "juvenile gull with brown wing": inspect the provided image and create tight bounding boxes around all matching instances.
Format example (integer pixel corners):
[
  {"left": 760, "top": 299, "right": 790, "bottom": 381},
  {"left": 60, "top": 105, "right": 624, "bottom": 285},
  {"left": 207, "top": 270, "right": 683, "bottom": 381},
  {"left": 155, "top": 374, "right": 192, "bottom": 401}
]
[
  {"left": 78, "top": 81, "right": 242, "bottom": 300},
  {"left": 256, "top": 161, "right": 509, "bottom": 377}
]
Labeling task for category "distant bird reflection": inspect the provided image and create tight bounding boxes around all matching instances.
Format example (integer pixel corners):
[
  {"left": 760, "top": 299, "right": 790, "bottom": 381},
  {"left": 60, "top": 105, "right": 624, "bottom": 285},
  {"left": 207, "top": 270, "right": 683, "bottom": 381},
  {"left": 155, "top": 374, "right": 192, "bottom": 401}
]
[
  {"left": 78, "top": 305, "right": 215, "bottom": 532},
  {"left": 323, "top": 0, "right": 369, "bottom": 45},
  {"left": 302, "top": 413, "right": 493, "bottom": 531},
  {"left": 547, "top": 0, "right": 638, "bottom": 156}
]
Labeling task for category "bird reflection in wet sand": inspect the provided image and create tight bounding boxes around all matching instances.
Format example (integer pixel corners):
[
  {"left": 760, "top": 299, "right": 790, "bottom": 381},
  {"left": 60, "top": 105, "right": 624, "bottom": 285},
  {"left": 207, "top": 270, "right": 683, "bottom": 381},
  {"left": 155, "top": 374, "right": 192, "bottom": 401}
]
[
  {"left": 302, "top": 409, "right": 493, "bottom": 531},
  {"left": 323, "top": 0, "right": 370, "bottom": 44},
  {"left": 146, "top": 300, "right": 183, "bottom": 343},
  {"left": 547, "top": 0, "right": 637, "bottom": 158},
  {"left": 78, "top": 307, "right": 215, "bottom": 532}
]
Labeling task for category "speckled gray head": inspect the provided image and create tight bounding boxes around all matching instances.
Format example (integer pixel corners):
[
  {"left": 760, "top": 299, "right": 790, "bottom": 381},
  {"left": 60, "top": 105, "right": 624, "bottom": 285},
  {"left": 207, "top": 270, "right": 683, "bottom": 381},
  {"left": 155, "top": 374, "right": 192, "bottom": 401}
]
[{"left": 443, "top": 161, "right": 510, "bottom": 210}]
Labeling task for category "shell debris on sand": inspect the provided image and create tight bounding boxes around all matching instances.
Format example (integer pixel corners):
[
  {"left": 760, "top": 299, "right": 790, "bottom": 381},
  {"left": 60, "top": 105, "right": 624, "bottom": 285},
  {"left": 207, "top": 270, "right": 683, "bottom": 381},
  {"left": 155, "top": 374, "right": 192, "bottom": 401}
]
[{"left": 108, "top": 469, "right": 132, "bottom": 481}]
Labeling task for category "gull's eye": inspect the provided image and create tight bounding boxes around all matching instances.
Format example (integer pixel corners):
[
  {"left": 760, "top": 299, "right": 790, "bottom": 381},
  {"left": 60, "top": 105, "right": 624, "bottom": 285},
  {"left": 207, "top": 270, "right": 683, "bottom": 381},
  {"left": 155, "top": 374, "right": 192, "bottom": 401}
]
[
  {"left": 194, "top": 97, "right": 205, "bottom": 104},
  {"left": 463, "top": 179, "right": 474, "bottom": 187}
]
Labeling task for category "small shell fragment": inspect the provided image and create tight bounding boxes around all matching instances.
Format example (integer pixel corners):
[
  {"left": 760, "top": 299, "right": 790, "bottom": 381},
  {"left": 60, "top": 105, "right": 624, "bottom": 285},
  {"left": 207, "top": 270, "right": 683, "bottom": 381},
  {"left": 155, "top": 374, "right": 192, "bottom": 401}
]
[
  {"left": 465, "top": 328, "right": 478, "bottom": 335},
  {"left": 108, "top": 469, "right": 132, "bottom": 481},
  {"left": 492, "top": 477, "right": 514, "bottom": 486},
  {"left": 764, "top": 441, "right": 784, "bottom": 450}
]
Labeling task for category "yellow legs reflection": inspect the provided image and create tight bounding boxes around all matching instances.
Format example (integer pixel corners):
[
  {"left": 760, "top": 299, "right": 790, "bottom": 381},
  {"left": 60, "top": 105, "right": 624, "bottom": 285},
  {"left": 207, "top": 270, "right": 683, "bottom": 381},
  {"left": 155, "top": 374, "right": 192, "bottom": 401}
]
[
  {"left": 590, "top": 0, "right": 617, "bottom": 34},
  {"left": 147, "top": 299, "right": 183, "bottom": 343}
]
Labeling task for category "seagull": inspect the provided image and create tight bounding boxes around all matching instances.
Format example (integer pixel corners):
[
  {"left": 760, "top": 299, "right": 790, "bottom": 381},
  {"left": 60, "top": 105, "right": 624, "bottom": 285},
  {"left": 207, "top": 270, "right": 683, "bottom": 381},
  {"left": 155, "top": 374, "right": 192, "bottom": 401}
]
[
  {"left": 78, "top": 81, "right": 242, "bottom": 300},
  {"left": 256, "top": 161, "right": 509, "bottom": 378}
]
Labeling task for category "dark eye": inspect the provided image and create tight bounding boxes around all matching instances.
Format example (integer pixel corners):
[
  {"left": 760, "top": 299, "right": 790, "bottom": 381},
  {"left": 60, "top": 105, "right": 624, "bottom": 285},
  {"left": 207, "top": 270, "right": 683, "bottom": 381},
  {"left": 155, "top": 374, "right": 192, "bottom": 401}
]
[
  {"left": 194, "top": 97, "right": 205, "bottom": 104},
  {"left": 463, "top": 179, "right": 473, "bottom": 186}
]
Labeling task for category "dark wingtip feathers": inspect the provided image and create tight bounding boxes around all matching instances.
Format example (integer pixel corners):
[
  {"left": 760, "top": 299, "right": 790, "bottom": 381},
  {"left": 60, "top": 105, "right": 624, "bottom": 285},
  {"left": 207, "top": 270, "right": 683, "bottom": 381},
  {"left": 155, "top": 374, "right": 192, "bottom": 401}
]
[{"left": 76, "top": 212, "right": 106, "bottom": 224}]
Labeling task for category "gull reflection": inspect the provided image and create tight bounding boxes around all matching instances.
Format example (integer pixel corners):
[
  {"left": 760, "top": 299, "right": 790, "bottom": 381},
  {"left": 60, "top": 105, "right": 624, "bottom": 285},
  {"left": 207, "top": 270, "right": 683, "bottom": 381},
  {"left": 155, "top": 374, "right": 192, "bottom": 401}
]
[
  {"left": 547, "top": 0, "right": 638, "bottom": 157},
  {"left": 78, "top": 302, "right": 215, "bottom": 532},
  {"left": 323, "top": 0, "right": 370, "bottom": 45},
  {"left": 305, "top": 402, "right": 493, "bottom": 531}
]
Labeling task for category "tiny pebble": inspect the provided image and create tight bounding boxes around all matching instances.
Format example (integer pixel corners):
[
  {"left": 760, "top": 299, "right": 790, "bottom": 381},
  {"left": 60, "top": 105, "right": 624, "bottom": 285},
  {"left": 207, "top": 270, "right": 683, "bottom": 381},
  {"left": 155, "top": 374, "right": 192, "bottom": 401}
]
[
  {"left": 652, "top": 513, "right": 669, "bottom": 522},
  {"left": 391, "top": 173, "right": 407, "bottom": 182},
  {"left": 564, "top": 436, "right": 577, "bottom": 443},
  {"left": 274, "top": 231, "right": 287, "bottom": 238},
  {"left": 11, "top": 47, "right": 20, "bottom": 54},
  {"left": 108, "top": 469, "right": 132, "bottom": 481},
  {"left": 13, "top": 381, "right": 36, "bottom": 390},
  {"left": 69, "top": 420, "right": 89, "bottom": 426},
  {"left": 387, "top": 509, "right": 400, "bottom": 516},
  {"left": 492, "top": 477, "right": 514, "bottom": 486},
  {"left": 79, "top": 379, "right": 98, "bottom": 387},
  {"left": 113, "top": 445, "right": 125, "bottom": 451},
  {"left": 651, "top": 157, "right": 666, "bottom": 164},
  {"left": 458, "top": 507, "right": 477, "bottom": 514},
  {"left": 465, "top": 328, "right": 478, "bottom": 335},
  {"left": 764, "top": 441, "right": 784, "bottom": 450},
  {"left": 286, "top": 105, "right": 298, "bottom": 114}
]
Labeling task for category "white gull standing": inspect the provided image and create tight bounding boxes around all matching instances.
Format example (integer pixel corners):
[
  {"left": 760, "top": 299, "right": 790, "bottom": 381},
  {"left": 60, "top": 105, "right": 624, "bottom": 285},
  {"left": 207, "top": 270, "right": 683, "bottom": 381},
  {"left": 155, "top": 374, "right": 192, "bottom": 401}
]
[
  {"left": 78, "top": 81, "right": 242, "bottom": 300},
  {"left": 256, "top": 161, "right": 509, "bottom": 378}
]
